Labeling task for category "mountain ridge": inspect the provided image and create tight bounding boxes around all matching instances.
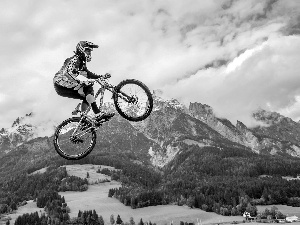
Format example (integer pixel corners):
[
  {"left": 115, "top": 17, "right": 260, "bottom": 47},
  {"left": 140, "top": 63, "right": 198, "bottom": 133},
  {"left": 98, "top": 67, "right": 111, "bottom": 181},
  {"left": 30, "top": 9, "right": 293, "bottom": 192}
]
[{"left": 1, "top": 93, "right": 300, "bottom": 172}]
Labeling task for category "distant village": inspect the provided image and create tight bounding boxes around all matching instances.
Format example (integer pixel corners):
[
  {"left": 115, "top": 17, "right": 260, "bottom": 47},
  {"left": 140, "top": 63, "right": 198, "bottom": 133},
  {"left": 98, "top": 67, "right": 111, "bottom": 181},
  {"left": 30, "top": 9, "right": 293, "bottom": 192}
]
[{"left": 242, "top": 211, "right": 299, "bottom": 224}]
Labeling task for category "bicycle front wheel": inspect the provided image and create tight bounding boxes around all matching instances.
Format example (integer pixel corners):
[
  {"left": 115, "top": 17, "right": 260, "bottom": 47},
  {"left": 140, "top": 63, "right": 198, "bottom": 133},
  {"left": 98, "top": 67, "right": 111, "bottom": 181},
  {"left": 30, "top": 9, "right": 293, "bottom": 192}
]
[
  {"left": 53, "top": 117, "right": 96, "bottom": 160},
  {"left": 113, "top": 79, "right": 153, "bottom": 122}
]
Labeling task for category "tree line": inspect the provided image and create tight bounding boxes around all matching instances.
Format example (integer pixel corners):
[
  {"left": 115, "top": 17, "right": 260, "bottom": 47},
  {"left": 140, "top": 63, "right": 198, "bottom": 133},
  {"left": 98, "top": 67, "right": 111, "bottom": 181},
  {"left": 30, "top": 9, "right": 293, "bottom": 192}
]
[
  {"left": 108, "top": 145, "right": 300, "bottom": 217},
  {"left": 0, "top": 166, "right": 88, "bottom": 215},
  {"left": 13, "top": 210, "right": 157, "bottom": 225}
]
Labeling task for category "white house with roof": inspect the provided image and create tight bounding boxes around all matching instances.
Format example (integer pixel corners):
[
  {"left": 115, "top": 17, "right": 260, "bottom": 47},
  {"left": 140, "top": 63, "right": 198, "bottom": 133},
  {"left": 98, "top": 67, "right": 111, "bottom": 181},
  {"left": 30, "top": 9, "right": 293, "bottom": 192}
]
[
  {"left": 243, "top": 212, "right": 256, "bottom": 221},
  {"left": 286, "top": 215, "right": 299, "bottom": 222}
]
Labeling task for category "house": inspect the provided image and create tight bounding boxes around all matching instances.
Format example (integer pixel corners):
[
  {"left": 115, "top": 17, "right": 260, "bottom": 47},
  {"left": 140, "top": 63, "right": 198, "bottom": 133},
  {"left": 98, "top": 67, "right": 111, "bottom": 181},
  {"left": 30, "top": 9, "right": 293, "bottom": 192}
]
[
  {"left": 243, "top": 212, "right": 256, "bottom": 221},
  {"left": 286, "top": 215, "right": 299, "bottom": 222}
]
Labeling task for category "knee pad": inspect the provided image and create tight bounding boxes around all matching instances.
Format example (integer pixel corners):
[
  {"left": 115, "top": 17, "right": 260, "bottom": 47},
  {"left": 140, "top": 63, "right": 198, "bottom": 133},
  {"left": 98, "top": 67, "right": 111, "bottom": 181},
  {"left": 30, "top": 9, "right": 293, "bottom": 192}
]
[{"left": 86, "top": 94, "right": 95, "bottom": 104}]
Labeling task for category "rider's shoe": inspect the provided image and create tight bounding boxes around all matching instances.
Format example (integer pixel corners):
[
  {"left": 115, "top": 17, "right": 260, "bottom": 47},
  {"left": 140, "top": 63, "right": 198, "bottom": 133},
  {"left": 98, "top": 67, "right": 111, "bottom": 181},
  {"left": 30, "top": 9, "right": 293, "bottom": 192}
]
[{"left": 94, "top": 112, "right": 115, "bottom": 122}]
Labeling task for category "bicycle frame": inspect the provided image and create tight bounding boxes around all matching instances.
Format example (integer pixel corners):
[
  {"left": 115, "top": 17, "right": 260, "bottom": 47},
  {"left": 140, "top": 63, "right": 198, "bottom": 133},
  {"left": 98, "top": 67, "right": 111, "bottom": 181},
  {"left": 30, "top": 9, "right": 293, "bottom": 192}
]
[{"left": 70, "top": 77, "right": 135, "bottom": 138}]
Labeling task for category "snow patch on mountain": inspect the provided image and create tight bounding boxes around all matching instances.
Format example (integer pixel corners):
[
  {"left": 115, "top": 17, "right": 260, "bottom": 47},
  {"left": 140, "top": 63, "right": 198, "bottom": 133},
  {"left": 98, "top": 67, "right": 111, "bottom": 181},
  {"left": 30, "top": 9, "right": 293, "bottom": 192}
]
[
  {"left": 149, "top": 145, "right": 180, "bottom": 168},
  {"left": 289, "top": 145, "right": 300, "bottom": 157},
  {"left": 182, "top": 139, "right": 209, "bottom": 148}
]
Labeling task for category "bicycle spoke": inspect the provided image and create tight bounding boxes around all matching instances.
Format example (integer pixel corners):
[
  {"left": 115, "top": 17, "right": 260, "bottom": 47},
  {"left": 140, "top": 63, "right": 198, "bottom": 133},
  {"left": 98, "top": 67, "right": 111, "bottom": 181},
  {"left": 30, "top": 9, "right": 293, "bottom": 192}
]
[
  {"left": 56, "top": 120, "right": 94, "bottom": 158},
  {"left": 116, "top": 84, "right": 150, "bottom": 118}
]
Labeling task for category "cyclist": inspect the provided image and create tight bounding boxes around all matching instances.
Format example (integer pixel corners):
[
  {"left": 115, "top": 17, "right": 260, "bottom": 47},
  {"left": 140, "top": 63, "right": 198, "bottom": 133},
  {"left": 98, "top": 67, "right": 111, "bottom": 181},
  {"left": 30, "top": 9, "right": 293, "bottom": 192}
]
[{"left": 53, "top": 41, "right": 115, "bottom": 121}]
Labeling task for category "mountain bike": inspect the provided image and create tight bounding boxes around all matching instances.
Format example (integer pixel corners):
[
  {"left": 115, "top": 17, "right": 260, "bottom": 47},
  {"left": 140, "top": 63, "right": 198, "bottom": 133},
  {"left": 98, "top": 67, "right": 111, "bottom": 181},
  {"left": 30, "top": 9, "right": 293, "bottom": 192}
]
[{"left": 53, "top": 75, "right": 153, "bottom": 160}]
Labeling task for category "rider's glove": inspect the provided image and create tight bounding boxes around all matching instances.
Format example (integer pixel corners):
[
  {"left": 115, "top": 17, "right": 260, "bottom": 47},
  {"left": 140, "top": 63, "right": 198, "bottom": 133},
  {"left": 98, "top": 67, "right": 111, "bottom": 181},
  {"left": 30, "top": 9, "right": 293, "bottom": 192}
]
[{"left": 103, "top": 73, "right": 111, "bottom": 79}]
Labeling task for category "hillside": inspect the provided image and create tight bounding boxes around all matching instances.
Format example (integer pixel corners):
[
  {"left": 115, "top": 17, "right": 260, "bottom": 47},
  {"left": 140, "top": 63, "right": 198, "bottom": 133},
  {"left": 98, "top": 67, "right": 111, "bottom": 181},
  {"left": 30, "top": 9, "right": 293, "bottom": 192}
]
[{"left": 1, "top": 94, "right": 300, "bottom": 224}]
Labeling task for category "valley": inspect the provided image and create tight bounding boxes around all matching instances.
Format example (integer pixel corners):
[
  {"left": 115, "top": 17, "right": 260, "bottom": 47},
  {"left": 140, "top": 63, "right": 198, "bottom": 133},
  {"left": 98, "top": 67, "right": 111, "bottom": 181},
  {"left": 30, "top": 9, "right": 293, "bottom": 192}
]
[
  {"left": 2, "top": 164, "right": 246, "bottom": 225},
  {"left": 2, "top": 95, "right": 300, "bottom": 224},
  {"left": 2, "top": 164, "right": 300, "bottom": 225},
  {"left": 60, "top": 183, "right": 244, "bottom": 225},
  {"left": 0, "top": 200, "right": 44, "bottom": 225},
  {"left": 58, "top": 164, "right": 243, "bottom": 224}
]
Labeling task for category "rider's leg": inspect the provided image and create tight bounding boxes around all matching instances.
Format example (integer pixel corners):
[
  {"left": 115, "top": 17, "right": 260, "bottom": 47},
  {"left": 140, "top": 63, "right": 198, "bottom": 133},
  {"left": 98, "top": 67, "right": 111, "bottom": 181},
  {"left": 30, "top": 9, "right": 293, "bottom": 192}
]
[
  {"left": 84, "top": 86, "right": 101, "bottom": 114},
  {"left": 83, "top": 85, "right": 115, "bottom": 120},
  {"left": 86, "top": 94, "right": 101, "bottom": 114},
  {"left": 54, "top": 83, "right": 109, "bottom": 117},
  {"left": 81, "top": 100, "right": 89, "bottom": 112}
]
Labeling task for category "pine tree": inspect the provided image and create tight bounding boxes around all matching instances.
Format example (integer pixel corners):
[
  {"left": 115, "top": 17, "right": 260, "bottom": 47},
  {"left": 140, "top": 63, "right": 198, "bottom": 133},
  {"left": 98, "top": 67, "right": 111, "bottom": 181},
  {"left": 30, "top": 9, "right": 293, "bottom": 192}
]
[
  {"left": 116, "top": 215, "right": 123, "bottom": 224},
  {"left": 138, "top": 218, "right": 144, "bottom": 225},
  {"left": 110, "top": 214, "right": 115, "bottom": 225},
  {"left": 99, "top": 215, "right": 105, "bottom": 225},
  {"left": 129, "top": 217, "right": 135, "bottom": 225},
  {"left": 93, "top": 209, "right": 98, "bottom": 221},
  {"left": 10, "top": 201, "right": 17, "bottom": 211}
]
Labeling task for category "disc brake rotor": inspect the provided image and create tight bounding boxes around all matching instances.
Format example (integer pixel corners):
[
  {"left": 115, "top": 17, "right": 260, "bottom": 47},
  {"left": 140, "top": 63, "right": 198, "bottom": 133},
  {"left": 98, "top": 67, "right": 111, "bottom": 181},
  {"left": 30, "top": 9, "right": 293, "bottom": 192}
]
[{"left": 130, "top": 95, "right": 138, "bottom": 104}]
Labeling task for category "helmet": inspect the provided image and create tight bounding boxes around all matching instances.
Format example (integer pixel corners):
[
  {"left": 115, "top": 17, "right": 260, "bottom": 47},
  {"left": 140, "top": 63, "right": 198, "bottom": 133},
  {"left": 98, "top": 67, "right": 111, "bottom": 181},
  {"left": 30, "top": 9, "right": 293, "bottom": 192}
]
[{"left": 76, "top": 41, "right": 99, "bottom": 62}]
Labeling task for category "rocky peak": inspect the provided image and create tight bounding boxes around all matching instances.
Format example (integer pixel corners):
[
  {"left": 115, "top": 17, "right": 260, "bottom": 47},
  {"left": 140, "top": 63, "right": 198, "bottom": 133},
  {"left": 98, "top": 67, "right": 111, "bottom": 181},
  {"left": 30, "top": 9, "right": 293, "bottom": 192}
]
[
  {"left": 253, "top": 109, "right": 287, "bottom": 125},
  {"left": 0, "top": 128, "right": 7, "bottom": 134},
  {"left": 236, "top": 120, "right": 248, "bottom": 133},
  {"left": 11, "top": 113, "right": 33, "bottom": 127},
  {"left": 189, "top": 102, "right": 214, "bottom": 122},
  {"left": 2, "top": 96, "right": 300, "bottom": 163},
  {"left": 251, "top": 108, "right": 300, "bottom": 146},
  {"left": 152, "top": 90, "right": 187, "bottom": 113},
  {"left": 0, "top": 112, "right": 35, "bottom": 154},
  {"left": 12, "top": 118, "right": 20, "bottom": 128}
]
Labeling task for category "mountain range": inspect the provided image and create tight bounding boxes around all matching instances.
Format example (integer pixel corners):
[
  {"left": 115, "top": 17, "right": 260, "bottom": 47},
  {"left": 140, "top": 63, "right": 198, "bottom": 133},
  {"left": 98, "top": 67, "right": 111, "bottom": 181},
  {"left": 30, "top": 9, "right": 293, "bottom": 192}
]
[{"left": 1, "top": 91, "right": 300, "bottom": 180}]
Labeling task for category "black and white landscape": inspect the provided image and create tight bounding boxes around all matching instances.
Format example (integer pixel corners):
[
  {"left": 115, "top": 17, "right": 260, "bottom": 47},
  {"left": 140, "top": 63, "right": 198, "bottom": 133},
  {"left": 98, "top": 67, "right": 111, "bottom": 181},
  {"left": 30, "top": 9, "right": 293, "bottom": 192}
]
[{"left": 1, "top": 0, "right": 300, "bottom": 224}]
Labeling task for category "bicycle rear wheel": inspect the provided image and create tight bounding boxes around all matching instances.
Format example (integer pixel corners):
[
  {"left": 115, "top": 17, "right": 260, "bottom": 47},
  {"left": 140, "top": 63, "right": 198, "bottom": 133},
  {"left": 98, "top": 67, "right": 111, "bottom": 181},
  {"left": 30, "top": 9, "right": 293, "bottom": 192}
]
[
  {"left": 113, "top": 79, "right": 153, "bottom": 122},
  {"left": 53, "top": 117, "right": 96, "bottom": 160}
]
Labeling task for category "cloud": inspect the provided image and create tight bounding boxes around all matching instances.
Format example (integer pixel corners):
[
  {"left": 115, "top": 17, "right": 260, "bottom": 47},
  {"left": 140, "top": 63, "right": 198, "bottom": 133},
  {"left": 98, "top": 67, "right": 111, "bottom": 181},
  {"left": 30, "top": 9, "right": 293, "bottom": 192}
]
[
  {"left": 0, "top": 0, "right": 300, "bottom": 134},
  {"left": 163, "top": 35, "right": 300, "bottom": 127}
]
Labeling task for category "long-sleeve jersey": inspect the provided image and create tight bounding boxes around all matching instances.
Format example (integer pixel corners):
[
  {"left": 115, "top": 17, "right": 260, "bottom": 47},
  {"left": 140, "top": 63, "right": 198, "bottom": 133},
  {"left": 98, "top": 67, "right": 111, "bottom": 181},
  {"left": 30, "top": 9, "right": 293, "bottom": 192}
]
[{"left": 53, "top": 54, "right": 99, "bottom": 88}]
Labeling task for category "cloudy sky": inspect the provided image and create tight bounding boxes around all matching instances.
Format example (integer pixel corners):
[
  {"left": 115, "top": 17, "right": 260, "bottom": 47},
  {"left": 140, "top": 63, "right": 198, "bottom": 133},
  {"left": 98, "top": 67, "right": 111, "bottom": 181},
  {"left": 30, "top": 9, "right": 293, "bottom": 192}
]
[{"left": 1, "top": 0, "right": 300, "bottom": 135}]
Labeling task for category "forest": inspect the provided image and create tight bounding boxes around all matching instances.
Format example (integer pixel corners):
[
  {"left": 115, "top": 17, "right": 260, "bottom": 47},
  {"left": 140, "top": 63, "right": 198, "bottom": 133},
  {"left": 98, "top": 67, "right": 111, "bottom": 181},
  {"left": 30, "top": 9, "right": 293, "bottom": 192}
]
[
  {"left": 2, "top": 145, "right": 300, "bottom": 224},
  {"left": 12, "top": 209, "right": 156, "bottom": 225},
  {"left": 107, "top": 145, "right": 300, "bottom": 216}
]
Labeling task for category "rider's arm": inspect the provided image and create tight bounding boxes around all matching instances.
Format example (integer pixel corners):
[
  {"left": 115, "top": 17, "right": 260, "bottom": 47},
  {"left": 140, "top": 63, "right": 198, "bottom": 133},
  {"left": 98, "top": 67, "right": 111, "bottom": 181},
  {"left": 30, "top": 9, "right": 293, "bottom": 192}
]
[{"left": 81, "top": 65, "right": 101, "bottom": 79}]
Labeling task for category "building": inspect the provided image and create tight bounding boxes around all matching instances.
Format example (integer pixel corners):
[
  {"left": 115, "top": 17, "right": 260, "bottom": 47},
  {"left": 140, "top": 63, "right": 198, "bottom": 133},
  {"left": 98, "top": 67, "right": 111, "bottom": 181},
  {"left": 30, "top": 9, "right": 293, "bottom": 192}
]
[
  {"left": 243, "top": 212, "right": 256, "bottom": 221},
  {"left": 286, "top": 215, "right": 299, "bottom": 222}
]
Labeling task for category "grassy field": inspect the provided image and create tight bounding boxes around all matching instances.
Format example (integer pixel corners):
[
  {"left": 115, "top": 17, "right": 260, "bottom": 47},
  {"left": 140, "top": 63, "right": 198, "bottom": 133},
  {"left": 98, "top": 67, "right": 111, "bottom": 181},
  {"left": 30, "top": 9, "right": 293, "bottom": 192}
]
[
  {"left": 3, "top": 165, "right": 300, "bottom": 225},
  {"left": 60, "top": 182, "right": 244, "bottom": 225},
  {"left": 59, "top": 164, "right": 244, "bottom": 225},
  {"left": 61, "top": 164, "right": 116, "bottom": 184},
  {"left": 0, "top": 200, "right": 44, "bottom": 225}
]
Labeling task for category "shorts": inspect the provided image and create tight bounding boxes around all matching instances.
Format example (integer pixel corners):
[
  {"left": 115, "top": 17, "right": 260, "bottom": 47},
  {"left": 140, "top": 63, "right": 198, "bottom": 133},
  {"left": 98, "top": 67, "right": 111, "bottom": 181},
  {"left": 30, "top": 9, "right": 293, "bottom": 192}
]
[{"left": 54, "top": 83, "right": 94, "bottom": 101}]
